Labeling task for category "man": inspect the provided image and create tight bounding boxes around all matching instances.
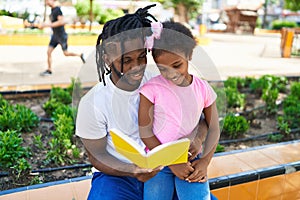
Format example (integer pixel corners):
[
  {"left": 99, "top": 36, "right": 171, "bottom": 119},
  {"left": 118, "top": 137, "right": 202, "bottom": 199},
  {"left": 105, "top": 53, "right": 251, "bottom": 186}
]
[{"left": 39, "top": 0, "right": 85, "bottom": 76}]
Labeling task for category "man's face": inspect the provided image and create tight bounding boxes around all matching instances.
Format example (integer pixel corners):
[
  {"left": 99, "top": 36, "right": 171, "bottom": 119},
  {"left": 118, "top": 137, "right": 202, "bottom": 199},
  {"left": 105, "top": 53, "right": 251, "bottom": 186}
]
[{"left": 105, "top": 38, "right": 147, "bottom": 90}]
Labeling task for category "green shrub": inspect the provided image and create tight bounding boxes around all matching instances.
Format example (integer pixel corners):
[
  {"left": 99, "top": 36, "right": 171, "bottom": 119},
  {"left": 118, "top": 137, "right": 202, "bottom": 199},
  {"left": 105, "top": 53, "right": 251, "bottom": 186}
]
[
  {"left": 283, "top": 104, "right": 300, "bottom": 129},
  {"left": 222, "top": 113, "right": 249, "bottom": 139},
  {"left": 0, "top": 104, "right": 39, "bottom": 132},
  {"left": 250, "top": 75, "right": 287, "bottom": 95},
  {"left": 282, "top": 91, "right": 300, "bottom": 129},
  {"left": 271, "top": 20, "right": 298, "bottom": 30},
  {"left": 283, "top": 95, "right": 298, "bottom": 108},
  {"left": 277, "top": 116, "right": 291, "bottom": 135},
  {"left": 52, "top": 104, "right": 76, "bottom": 122},
  {"left": 268, "top": 134, "right": 284, "bottom": 142},
  {"left": 262, "top": 88, "right": 279, "bottom": 115},
  {"left": 290, "top": 82, "right": 300, "bottom": 99},
  {"left": 46, "top": 114, "right": 75, "bottom": 165},
  {"left": 225, "top": 87, "right": 245, "bottom": 109},
  {"left": 224, "top": 77, "right": 246, "bottom": 89},
  {"left": 0, "top": 130, "right": 31, "bottom": 170},
  {"left": 50, "top": 86, "right": 72, "bottom": 105},
  {"left": 98, "top": 8, "right": 124, "bottom": 24},
  {"left": 215, "top": 144, "right": 225, "bottom": 153}
]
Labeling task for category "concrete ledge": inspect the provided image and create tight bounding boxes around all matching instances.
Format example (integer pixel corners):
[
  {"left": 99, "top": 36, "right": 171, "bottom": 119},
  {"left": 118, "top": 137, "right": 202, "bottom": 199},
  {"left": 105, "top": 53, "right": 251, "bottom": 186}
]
[{"left": 0, "top": 34, "right": 98, "bottom": 46}]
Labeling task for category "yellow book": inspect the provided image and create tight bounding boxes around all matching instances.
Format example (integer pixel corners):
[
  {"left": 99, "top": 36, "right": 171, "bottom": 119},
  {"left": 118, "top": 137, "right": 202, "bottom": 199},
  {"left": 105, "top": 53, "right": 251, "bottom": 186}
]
[{"left": 110, "top": 128, "right": 190, "bottom": 169}]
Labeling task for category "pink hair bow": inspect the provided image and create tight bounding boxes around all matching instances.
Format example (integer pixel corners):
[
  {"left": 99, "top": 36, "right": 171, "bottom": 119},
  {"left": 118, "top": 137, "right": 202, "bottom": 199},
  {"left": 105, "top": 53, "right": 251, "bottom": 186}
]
[{"left": 145, "top": 22, "right": 163, "bottom": 51}]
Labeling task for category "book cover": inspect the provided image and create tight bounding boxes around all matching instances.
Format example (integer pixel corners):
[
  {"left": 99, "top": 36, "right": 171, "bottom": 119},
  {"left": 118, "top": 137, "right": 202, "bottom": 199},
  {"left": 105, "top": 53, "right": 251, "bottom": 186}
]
[{"left": 110, "top": 128, "right": 190, "bottom": 169}]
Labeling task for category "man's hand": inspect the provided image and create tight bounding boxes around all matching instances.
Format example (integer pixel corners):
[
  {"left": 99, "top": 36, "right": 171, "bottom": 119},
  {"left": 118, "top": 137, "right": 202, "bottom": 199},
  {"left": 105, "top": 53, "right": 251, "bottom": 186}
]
[
  {"left": 133, "top": 165, "right": 164, "bottom": 182},
  {"left": 169, "top": 162, "right": 194, "bottom": 180}
]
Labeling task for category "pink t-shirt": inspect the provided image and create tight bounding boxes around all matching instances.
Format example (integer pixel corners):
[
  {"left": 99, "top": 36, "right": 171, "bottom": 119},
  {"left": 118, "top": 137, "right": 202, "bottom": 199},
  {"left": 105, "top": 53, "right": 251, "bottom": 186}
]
[{"left": 139, "top": 75, "right": 217, "bottom": 144}]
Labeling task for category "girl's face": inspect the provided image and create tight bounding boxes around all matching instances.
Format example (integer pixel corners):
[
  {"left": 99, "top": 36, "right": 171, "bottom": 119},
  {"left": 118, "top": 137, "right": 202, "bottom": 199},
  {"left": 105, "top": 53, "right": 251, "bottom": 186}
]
[
  {"left": 154, "top": 51, "right": 192, "bottom": 87},
  {"left": 104, "top": 38, "right": 147, "bottom": 91}
]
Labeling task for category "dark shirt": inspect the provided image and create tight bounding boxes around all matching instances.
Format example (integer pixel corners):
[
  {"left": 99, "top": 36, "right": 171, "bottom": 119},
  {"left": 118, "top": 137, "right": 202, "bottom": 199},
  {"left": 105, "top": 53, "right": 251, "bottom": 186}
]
[{"left": 49, "top": 6, "right": 66, "bottom": 36}]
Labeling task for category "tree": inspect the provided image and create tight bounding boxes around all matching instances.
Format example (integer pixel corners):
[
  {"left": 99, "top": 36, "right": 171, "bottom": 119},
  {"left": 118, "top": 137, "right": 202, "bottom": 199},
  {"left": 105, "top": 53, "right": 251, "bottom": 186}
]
[
  {"left": 284, "top": 0, "right": 300, "bottom": 11},
  {"left": 154, "top": 0, "right": 203, "bottom": 23}
]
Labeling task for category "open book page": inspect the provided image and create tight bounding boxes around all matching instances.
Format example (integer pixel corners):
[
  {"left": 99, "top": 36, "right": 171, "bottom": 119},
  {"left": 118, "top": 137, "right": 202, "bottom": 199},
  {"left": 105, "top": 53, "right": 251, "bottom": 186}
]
[{"left": 110, "top": 128, "right": 190, "bottom": 169}]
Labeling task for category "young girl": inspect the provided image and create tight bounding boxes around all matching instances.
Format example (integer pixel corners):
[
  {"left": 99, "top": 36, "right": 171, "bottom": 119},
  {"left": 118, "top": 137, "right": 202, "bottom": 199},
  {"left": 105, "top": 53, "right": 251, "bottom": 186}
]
[{"left": 138, "top": 21, "right": 220, "bottom": 200}]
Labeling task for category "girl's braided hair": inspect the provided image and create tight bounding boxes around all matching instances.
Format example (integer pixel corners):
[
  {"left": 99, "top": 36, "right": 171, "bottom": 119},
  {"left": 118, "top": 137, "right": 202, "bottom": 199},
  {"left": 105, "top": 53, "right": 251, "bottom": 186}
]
[{"left": 96, "top": 4, "right": 157, "bottom": 85}]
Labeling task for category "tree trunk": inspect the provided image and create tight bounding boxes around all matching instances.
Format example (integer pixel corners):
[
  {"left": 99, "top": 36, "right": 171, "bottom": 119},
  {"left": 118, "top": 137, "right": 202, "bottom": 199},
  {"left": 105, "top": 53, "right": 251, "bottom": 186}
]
[
  {"left": 89, "top": 0, "right": 93, "bottom": 32},
  {"left": 176, "top": 3, "right": 188, "bottom": 23},
  {"left": 262, "top": 0, "right": 268, "bottom": 29}
]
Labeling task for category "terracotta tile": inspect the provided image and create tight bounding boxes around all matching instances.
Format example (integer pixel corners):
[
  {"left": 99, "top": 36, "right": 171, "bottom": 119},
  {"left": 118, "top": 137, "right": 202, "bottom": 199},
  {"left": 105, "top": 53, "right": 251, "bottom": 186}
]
[
  {"left": 28, "top": 183, "right": 75, "bottom": 200},
  {"left": 208, "top": 158, "right": 227, "bottom": 178},
  {"left": 257, "top": 175, "right": 285, "bottom": 200},
  {"left": 210, "top": 155, "right": 253, "bottom": 176},
  {"left": 283, "top": 171, "right": 300, "bottom": 193},
  {"left": 281, "top": 190, "right": 300, "bottom": 200},
  {"left": 258, "top": 144, "right": 300, "bottom": 165},
  {"left": 211, "top": 187, "right": 229, "bottom": 200},
  {"left": 70, "top": 179, "right": 91, "bottom": 200},
  {"left": 233, "top": 150, "right": 278, "bottom": 169},
  {"left": 229, "top": 181, "right": 258, "bottom": 200},
  {"left": 0, "top": 190, "right": 28, "bottom": 200}
]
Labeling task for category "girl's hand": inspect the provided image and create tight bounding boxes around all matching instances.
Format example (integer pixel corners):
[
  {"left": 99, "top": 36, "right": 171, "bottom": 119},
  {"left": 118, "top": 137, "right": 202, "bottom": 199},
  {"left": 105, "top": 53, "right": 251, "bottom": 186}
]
[
  {"left": 186, "top": 158, "right": 208, "bottom": 182},
  {"left": 169, "top": 162, "right": 194, "bottom": 180}
]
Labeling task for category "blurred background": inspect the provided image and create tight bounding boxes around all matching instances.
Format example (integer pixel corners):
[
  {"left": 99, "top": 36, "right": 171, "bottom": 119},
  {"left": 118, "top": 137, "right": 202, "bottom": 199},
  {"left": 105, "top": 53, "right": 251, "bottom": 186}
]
[{"left": 0, "top": 0, "right": 299, "bottom": 35}]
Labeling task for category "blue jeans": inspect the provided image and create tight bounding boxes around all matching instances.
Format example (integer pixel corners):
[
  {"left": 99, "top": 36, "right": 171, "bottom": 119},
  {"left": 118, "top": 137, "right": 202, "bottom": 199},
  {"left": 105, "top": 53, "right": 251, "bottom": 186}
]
[
  {"left": 144, "top": 167, "right": 211, "bottom": 200},
  {"left": 87, "top": 172, "right": 143, "bottom": 200}
]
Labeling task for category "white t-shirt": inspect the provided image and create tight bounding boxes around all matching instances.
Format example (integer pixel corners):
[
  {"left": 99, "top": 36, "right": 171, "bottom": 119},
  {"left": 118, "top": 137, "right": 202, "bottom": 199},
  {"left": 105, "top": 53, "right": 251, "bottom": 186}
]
[{"left": 75, "top": 71, "right": 155, "bottom": 164}]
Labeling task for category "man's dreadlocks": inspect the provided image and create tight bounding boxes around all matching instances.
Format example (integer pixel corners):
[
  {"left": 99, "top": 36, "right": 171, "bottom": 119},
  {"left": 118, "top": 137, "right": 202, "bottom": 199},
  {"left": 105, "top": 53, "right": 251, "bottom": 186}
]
[{"left": 96, "top": 4, "right": 157, "bottom": 85}]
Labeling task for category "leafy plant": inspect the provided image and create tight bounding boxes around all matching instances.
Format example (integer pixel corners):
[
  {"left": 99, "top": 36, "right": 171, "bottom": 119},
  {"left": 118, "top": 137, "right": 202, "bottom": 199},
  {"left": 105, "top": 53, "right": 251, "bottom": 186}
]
[
  {"left": 225, "top": 87, "right": 245, "bottom": 109},
  {"left": 222, "top": 113, "right": 249, "bottom": 139},
  {"left": 262, "top": 88, "right": 279, "bottom": 115},
  {"left": 14, "top": 104, "right": 40, "bottom": 132},
  {"left": 268, "top": 134, "right": 284, "bottom": 142},
  {"left": 282, "top": 104, "right": 300, "bottom": 129},
  {"left": 224, "top": 77, "right": 246, "bottom": 89},
  {"left": 277, "top": 116, "right": 291, "bottom": 135},
  {"left": 50, "top": 86, "right": 72, "bottom": 105},
  {"left": 290, "top": 82, "right": 300, "bottom": 99},
  {"left": 52, "top": 104, "right": 76, "bottom": 122},
  {"left": 250, "top": 75, "right": 287, "bottom": 95},
  {"left": 0, "top": 104, "right": 39, "bottom": 132},
  {"left": 0, "top": 130, "right": 31, "bottom": 169},
  {"left": 46, "top": 114, "right": 75, "bottom": 165},
  {"left": 282, "top": 89, "right": 300, "bottom": 129},
  {"left": 271, "top": 20, "right": 298, "bottom": 30},
  {"left": 33, "top": 134, "right": 44, "bottom": 149},
  {"left": 215, "top": 144, "right": 225, "bottom": 153}
]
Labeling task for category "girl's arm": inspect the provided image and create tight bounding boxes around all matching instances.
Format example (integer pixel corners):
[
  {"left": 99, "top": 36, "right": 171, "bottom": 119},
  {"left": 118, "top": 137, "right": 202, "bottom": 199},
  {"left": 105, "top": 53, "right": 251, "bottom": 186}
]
[
  {"left": 187, "top": 101, "right": 220, "bottom": 182},
  {"left": 138, "top": 94, "right": 161, "bottom": 150}
]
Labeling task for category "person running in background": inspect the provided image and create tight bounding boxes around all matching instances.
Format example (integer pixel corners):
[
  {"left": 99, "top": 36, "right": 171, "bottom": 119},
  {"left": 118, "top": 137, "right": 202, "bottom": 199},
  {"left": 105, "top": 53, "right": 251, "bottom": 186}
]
[
  {"left": 39, "top": 0, "right": 85, "bottom": 76},
  {"left": 139, "top": 21, "right": 220, "bottom": 200}
]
